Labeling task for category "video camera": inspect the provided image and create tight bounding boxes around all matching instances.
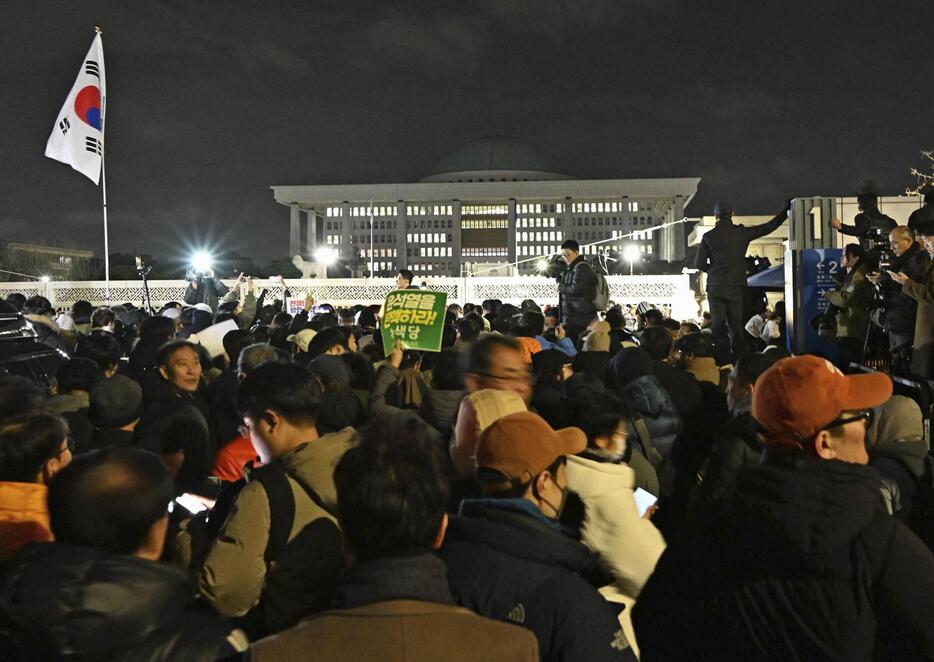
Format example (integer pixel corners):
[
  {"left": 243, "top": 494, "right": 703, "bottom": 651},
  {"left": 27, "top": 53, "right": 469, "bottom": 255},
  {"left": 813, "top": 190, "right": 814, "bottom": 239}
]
[
  {"left": 542, "top": 254, "right": 567, "bottom": 280},
  {"left": 868, "top": 226, "right": 893, "bottom": 271}
]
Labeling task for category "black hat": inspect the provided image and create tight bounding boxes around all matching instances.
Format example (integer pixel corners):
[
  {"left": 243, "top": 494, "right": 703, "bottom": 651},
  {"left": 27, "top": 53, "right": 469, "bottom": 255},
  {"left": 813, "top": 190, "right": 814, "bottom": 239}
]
[{"left": 89, "top": 375, "right": 143, "bottom": 429}]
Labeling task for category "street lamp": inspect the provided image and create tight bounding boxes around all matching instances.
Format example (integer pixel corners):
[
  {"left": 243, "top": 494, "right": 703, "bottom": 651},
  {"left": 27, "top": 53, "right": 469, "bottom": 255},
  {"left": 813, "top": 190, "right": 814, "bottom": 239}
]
[
  {"left": 314, "top": 247, "right": 339, "bottom": 266},
  {"left": 622, "top": 244, "right": 641, "bottom": 276},
  {"left": 190, "top": 250, "right": 213, "bottom": 273}
]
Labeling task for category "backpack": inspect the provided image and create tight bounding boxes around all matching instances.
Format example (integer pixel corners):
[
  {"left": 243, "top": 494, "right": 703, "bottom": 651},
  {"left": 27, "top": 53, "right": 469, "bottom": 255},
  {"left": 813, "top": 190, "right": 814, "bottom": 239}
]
[
  {"left": 593, "top": 270, "right": 610, "bottom": 312},
  {"left": 182, "top": 461, "right": 344, "bottom": 639}
]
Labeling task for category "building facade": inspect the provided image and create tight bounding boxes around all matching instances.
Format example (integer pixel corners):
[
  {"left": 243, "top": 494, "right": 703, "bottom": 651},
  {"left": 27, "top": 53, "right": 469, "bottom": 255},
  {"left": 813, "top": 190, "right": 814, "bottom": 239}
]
[{"left": 272, "top": 136, "right": 699, "bottom": 276}]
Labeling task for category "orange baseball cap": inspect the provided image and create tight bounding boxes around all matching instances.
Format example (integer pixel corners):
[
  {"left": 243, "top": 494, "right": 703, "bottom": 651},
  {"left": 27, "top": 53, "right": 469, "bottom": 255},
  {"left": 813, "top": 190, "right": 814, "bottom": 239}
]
[
  {"left": 752, "top": 355, "right": 892, "bottom": 448},
  {"left": 475, "top": 411, "right": 586, "bottom": 492}
]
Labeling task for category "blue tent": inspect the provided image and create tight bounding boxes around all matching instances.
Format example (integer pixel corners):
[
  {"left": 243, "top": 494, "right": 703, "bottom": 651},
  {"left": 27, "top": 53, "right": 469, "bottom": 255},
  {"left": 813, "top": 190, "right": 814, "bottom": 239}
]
[{"left": 746, "top": 264, "right": 784, "bottom": 290}]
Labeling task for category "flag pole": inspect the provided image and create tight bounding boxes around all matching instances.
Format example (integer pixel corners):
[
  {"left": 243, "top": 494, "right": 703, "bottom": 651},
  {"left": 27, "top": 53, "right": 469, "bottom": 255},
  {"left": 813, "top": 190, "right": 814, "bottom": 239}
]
[
  {"left": 101, "top": 143, "right": 110, "bottom": 301},
  {"left": 96, "top": 26, "right": 110, "bottom": 302}
]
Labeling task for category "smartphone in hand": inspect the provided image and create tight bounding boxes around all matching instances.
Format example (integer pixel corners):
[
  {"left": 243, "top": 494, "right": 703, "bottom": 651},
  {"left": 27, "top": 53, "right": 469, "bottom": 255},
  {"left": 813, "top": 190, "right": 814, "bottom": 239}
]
[{"left": 633, "top": 488, "right": 658, "bottom": 517}]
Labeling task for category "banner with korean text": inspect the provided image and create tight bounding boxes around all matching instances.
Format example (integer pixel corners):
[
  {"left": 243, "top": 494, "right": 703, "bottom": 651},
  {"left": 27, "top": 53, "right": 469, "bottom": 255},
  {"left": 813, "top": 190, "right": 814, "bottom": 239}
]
[{"left": 381, "top": 289, "right": 447, "bottom": 355}]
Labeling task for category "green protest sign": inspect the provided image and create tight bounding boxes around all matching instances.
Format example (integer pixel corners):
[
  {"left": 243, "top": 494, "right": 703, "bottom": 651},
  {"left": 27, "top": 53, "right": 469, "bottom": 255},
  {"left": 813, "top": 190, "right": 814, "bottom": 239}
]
[{"left": 381, "top": 289, "right": 448, "bottom": 355}]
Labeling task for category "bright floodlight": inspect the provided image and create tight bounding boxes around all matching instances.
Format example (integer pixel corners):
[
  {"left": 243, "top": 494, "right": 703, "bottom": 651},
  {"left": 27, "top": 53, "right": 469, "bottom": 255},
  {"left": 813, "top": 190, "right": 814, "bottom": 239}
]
[
  {"left": 40, "top": 275, "right": 51, "bottom": 283},
  {"left": 191, "top": 251, "right": 213, "bottom": 272},
  {"left": 315, "top": 248, "right": 338, "bottom": 265},
  {"left": 622, "top": 244, "right": 641, "bottom": 264},
  {"left": 536, "top": 259, "right": 549, "bottom": 272}
]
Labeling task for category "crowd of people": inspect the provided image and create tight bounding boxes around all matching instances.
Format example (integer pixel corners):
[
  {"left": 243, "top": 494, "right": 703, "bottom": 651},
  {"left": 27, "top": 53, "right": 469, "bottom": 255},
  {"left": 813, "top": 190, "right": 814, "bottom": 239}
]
[{"left": 0, "top": 229, "right": 933, "bottom": 660}]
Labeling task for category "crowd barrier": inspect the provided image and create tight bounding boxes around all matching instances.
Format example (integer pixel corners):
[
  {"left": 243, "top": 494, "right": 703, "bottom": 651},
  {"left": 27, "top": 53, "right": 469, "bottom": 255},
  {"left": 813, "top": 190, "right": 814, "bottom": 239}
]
[{"left": 0, "top": 274, "right": 700, "bottom": 322}]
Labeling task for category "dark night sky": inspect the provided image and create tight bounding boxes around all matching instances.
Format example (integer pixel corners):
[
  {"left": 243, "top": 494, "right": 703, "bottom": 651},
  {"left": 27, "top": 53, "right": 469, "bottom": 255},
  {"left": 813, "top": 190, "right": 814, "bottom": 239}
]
[{"left": 3, "top": 1, "right": 932, "bottom": 263}]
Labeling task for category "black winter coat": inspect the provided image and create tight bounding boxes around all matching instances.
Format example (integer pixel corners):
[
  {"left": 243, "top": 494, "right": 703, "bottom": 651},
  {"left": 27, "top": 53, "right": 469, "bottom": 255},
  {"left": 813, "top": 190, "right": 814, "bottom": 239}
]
[
  {"left": 633, "top": 451, "right": 934, "bottom": 661},
  {"left": 689, "top": 412, "right": 763, "bottom": 510},
  {"left": 440, "top": 501, "right": 633, "bottom": 662},
  {"left": 616, "top": 375, "right": 681, "bottom": 458},
  {"left": 877, "top": 242, "right": 930, "bottom": 337},
  {"left": 183, "top": 276, "right": 229, "bottom": 314},
  {"left": 0, "top": 542, "right": 242, "bottom": 662},
  {"left": 695, "top": 211, "right": 786, "bottom": 300},
  {"left": 558, "top": 256, "right": 598, "bottom": 327}
]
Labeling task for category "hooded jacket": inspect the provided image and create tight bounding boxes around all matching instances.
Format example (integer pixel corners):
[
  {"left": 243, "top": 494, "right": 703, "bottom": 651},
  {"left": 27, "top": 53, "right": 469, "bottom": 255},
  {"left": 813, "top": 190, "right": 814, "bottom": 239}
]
[
  {"left": 440, "top": 501, "right": 633, "bottom": 661},
  {"left": 0, "top": 542, "right": 246, "bottom": 662},
  {"left": 633, "top": 451, "right": 934, "bottom": 661},
  {"left": 866, "top": 395, "right": 929, "bottom": 520}
]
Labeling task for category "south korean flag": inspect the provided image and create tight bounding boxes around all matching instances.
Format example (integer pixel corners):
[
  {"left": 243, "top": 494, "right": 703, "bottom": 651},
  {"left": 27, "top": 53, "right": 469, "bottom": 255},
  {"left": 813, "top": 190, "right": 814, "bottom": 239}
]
[{"left": 45, "top": 32, "right": 106, "bottom": 184}]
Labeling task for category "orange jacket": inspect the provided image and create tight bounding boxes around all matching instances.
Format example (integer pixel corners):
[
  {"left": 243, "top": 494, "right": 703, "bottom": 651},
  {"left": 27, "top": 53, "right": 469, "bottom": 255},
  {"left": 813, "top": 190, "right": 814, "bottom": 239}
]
[
  {"left": 0, "top": 482, "right": 53, "bottom": 561},
  {"left": 516, "top": 336, "right": 542, "bottom": 364}
]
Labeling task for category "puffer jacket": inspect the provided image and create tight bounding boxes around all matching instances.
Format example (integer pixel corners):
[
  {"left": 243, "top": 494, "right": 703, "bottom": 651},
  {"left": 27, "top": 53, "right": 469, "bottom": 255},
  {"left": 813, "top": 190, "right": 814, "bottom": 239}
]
[
  {"left": 565, "top": 455, "right": 665, "bottom": 599},
  {"left": 558, "top": 256, "right": 598, "bottom": 327},
  {"left": 616, "top": 375, "right": 681, "bottom": 458},
  {"left": 633, "top": 450, "right": 934, "bottom": 661},
  {"left": 189, "top": 429, "right": 354, "bottom": 618},
  {"left": 0, "top": 542, "right": 246, "bottom": 662},
  {"left": 440, "top": 500, "right": 633, "bottom": 661}
]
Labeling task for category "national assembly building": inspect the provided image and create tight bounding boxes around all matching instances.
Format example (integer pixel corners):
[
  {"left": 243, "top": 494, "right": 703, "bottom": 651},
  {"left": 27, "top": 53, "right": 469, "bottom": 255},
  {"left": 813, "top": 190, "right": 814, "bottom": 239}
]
[{"left": 272, "top": 136, "right": 699, "bottom": 277}]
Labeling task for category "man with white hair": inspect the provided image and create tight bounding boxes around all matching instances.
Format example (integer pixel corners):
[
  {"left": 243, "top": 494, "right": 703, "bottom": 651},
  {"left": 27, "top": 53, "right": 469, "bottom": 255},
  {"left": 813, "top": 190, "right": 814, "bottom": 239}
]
[{"left": 889, "top": 220, "right": 934, "bottom": 378}]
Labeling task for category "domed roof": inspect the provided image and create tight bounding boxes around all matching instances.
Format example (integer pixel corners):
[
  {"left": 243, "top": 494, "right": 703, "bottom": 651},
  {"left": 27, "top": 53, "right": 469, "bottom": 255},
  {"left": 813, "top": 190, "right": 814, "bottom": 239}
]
[{"left": 421, "top": 135, "right": 570, "bottom": 182}]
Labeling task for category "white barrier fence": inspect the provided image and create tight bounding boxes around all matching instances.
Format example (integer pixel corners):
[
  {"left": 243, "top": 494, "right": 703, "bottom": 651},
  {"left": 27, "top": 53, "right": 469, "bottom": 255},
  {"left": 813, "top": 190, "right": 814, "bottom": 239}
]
[{"left": 0, "top": 275, "right": 700, "bottom": 321}]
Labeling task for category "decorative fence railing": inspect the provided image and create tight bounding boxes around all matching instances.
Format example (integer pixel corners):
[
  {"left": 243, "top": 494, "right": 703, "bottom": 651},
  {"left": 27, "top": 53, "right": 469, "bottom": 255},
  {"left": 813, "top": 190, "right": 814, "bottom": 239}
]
[{"left": 0, "top": 275, "right": 700, "bottom": 321}]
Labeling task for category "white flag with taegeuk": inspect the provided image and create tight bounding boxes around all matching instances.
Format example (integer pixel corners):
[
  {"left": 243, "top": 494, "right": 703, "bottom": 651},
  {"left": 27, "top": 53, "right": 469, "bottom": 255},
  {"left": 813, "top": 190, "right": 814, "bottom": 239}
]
[{"left": 45, "top": 32, "right": 106, "bottom": 184}]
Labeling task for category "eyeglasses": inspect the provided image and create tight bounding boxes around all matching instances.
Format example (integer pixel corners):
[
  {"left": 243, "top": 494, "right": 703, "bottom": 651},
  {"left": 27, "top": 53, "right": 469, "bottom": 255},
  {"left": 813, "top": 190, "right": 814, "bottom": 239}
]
[
  {"left": 58, "top": 435, "right": 76, "bottom": 456},
  {"left": 823, "top": 409, "right": 874, "bottom": 431}
]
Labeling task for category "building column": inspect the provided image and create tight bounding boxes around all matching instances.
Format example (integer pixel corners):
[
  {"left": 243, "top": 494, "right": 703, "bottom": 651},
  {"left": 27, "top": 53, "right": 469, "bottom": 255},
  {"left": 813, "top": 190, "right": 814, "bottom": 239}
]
[
  {"left": 289, "top": 205, "right": 301, "bottom": 257},
  {"left": 452, "top": 200, "right": 462, "bottom": 276},
  {"left": 304, "top": 210, "right": 318, "bottom": 257},
  {"left": 341, "top": 204, "right": 353, "bottom": 262},
  {"left": 339, "top": 202, "right": 351, "bottom": 262},
  {"left": 507, "top": 198, "right": 517, "bottom": 269},
  {"left": 560, "top": 197, "right": 572, "bottom": 242},
  {"left": 659, "top": 196, "right": 686, "bottom": 263},
  {"left": 396, "top": 201, "right": 406, "bottom": 272}
]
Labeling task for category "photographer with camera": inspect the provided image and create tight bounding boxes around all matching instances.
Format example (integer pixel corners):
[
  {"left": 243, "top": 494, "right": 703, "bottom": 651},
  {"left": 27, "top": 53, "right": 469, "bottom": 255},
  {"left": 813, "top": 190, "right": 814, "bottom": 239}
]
[
  {"left": 867, "top": 226, "right": 930, "bottom": 375},
  {"left": 824, "top": 243, "right": 874, "bottom": 369},
  {"left": 184, "top": 265, "right": 229, "bottom": 315},
  {"left": 830, "top": 192, "right": 896, "bottom": 268},
  {"left": 557, "top": 239, "right": 598, "bottom": 345}
]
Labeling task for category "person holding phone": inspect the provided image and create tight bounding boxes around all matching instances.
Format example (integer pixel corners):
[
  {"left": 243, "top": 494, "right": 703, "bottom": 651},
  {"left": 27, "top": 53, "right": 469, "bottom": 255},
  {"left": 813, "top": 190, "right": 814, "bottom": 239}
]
[
  {"left": 866, "top": 226, "right": 930, "bottom": 375},
  {"left": 888, "top": 220, "right": 934, "bottom": 379}
]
